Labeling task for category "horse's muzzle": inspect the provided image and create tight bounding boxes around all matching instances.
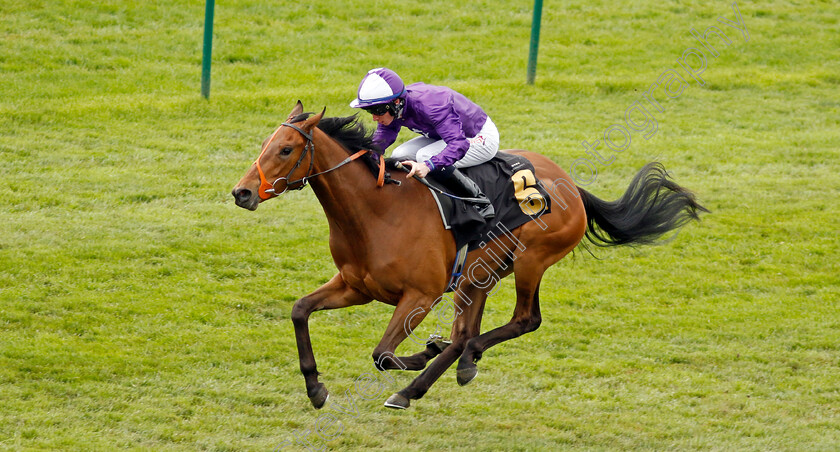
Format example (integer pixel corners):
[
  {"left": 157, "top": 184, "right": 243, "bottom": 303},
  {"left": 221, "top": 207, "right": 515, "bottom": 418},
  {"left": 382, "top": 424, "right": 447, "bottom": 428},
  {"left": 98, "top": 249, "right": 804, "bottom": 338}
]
[{"left": 231, "top": 187, "right": 259, "bottom": 211}]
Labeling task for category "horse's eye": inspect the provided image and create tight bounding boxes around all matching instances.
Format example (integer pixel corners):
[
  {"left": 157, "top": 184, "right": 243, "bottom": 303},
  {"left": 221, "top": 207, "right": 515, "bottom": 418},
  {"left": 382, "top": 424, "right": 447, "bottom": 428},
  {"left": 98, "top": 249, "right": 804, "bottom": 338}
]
[{"left": 280, "top": 146, "right": 293, "bottom": 156}]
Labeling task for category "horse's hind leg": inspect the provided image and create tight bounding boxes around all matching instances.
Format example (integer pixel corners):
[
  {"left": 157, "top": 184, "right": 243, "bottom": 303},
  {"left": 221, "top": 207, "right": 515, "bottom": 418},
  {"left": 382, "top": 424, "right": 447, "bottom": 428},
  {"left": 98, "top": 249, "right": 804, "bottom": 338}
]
[
  {"left": 384, "top": 284, "right": 488, "bottom": 409},
  {"left": 385, "top": 335, "right": 452, "bottom": 371},
  {"left": 456, "top": 265, "right": 544, "bottom": 386}
]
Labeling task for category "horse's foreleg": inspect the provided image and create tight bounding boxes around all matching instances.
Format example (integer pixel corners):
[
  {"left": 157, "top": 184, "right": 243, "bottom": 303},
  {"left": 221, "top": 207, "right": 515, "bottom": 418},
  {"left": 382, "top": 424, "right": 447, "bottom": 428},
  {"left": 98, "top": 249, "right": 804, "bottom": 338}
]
[
  {"left": 384, "top": 285, "right": 488, "bottom": 409},
  {"left": 380, "top": 303, "right": 457, "bottom": 372},
  {"left": 291, "top": 274, "right": 371, "bottom": 409},
  {"left": 369, "top": 291, "right": 439, "bottom": 373}
]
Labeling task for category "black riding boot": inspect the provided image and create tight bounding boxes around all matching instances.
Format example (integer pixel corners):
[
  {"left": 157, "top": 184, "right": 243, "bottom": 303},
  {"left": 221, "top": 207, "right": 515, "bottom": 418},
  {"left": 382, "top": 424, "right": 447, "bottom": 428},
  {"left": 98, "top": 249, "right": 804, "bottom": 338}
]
[{"left": 433, "top": 166, "right": 495, "bottom": 220}]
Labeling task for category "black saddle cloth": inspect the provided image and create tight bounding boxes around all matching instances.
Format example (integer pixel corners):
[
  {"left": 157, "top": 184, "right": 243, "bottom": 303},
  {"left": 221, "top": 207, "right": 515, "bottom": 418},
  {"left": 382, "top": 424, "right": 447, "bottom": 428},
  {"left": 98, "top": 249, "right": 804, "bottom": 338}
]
[{"left": 425, "top": 152, "right": 552, "bottom": 250}]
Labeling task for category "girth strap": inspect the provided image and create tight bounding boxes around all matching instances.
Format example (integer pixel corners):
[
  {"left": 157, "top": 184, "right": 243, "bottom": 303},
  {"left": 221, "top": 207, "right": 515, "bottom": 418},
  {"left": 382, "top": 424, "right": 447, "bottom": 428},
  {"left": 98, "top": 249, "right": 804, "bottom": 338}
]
[{"left": 446, "top": 244, "right": 469, "bottom": 292}]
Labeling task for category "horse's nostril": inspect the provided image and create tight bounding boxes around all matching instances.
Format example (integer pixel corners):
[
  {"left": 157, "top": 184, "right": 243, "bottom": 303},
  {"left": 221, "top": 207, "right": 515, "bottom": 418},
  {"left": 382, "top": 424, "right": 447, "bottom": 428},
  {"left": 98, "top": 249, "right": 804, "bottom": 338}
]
[{"left": 233, "top": 188, "right": 252, "bottom": 203}]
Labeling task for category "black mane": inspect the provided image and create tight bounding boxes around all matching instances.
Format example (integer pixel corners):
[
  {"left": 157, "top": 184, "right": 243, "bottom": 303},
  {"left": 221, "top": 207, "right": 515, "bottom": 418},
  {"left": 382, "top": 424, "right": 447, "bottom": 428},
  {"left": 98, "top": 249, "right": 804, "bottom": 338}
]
[
  {"left": 289, "top": 113, "right": 396, "bottom": 182},
  {"left": 288, "top": 113, "right": 380, "bottom": 155},
  {"left": 318, "top": 115, "right": 381, "bottom": 155}
]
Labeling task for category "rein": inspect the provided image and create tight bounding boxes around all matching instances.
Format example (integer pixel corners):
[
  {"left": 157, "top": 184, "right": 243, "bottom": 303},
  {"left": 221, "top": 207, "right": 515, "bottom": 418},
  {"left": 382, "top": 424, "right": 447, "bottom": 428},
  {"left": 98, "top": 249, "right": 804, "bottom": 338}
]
[
  {"left": 394, "top": 162, "right": 490, "bottom": 204},
  {"left": 255, "top": 122, "right": 373, "bottom": 199}
]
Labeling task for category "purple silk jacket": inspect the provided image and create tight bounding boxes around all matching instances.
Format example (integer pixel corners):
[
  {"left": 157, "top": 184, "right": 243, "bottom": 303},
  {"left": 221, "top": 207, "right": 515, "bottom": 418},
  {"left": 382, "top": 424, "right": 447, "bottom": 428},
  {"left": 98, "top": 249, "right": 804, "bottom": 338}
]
[{"left": 372, "top": 82, "right": 489, "bottom": 170}]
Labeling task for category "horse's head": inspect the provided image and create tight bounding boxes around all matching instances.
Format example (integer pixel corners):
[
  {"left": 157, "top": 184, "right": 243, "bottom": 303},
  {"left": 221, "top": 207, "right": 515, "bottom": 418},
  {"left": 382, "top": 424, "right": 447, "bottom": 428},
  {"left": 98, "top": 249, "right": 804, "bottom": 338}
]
[{"left": 232, "top": 101, "right": 324, "bottom": 210}]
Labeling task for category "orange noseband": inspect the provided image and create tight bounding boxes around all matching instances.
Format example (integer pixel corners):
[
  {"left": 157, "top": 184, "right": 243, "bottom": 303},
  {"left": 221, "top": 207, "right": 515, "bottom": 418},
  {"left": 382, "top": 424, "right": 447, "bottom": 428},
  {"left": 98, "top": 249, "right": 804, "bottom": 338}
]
[{"left": 255, "top": 124, "right": 285, "bottom": 200}]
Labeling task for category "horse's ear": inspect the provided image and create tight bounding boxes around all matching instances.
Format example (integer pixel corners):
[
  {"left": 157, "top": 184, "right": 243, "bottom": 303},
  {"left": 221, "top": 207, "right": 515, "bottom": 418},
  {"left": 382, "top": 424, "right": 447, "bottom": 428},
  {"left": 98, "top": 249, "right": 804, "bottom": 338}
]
[
  {"left": 286, "top": 101, "right": 304, "bottom": 122},
  {"left": 302, "top": 107, "right": 325, "bottom": 132}
]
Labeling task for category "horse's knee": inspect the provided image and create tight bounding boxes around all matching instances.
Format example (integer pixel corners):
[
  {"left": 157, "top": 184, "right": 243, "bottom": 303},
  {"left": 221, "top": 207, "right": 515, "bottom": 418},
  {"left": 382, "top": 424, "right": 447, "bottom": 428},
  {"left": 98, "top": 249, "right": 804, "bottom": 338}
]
[
  {"left": 524, "top": 314, "right": 542, "bottom": 333},
  {"left": 290, "top": 299, "right": 312, "bottom": 325},
  {"left": 512, "top": 314, "right": 541, "bottom": 335}
]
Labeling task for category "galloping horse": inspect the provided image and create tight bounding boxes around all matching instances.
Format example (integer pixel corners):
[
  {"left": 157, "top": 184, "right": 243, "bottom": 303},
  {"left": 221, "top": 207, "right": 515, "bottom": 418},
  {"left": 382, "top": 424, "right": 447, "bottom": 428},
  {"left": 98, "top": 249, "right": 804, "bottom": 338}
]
[{"left": 231, "top": 102, "right": 707, "bottom": 409}]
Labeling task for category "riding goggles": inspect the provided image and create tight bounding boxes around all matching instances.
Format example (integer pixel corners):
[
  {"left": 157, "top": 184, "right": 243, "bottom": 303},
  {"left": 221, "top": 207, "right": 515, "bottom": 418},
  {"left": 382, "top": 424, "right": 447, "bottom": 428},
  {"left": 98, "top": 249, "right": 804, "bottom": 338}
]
[{"left": 362, "top": 103, "right": 391, "bottom": 116}]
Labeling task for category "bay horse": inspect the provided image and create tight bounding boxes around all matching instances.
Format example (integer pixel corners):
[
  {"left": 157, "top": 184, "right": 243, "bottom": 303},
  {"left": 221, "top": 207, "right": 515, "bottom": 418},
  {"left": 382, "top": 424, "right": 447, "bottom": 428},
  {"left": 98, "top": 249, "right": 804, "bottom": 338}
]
[{"left": 231, "top": 101, "right": 707, "bottom": 409}]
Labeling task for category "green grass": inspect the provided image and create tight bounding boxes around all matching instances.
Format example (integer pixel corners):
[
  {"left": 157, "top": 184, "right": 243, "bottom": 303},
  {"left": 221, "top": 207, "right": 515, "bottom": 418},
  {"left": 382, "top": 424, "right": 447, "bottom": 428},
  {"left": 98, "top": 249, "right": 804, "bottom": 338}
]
[{"left": 1, "top": 0, "right": 839, "bottom": 450}]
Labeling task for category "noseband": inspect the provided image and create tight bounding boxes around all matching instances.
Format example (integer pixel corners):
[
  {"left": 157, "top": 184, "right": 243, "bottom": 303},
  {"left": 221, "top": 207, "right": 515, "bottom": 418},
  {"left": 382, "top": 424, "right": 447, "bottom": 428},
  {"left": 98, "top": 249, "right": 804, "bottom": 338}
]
[{"left": 255, "top": 122, "right": 370, "bottom": 199}]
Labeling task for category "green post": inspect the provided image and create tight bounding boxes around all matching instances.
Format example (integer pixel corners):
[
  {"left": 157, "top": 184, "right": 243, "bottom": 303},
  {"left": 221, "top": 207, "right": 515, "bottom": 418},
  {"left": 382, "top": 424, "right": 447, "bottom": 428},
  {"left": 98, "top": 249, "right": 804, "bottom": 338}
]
[
  {"left": 527, "top": 0, "right": 543, "bottom": 85},
  {"left": 201, "top": 0, "right": 215, "bottom": 99}
]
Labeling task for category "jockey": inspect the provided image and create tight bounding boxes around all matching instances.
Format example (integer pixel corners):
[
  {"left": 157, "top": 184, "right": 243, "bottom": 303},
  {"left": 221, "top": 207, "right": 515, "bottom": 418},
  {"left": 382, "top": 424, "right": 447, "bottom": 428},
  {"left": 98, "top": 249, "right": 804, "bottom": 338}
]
[{"left": 349, "top": 67, "right": 499, "bottom": 219}]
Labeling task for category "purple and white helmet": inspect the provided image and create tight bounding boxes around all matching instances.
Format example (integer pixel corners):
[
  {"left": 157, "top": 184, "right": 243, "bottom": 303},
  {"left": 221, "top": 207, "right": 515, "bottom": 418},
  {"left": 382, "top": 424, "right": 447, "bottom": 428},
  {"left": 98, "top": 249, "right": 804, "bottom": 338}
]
[{"left": 349, "top": 68, "right": 406, "bottom": 109}]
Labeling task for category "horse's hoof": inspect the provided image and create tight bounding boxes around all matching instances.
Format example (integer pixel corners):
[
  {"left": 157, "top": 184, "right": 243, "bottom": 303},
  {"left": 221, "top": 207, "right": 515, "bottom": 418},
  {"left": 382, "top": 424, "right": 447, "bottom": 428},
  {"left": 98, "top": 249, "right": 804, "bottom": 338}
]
[
  {"left": 457, "top": 366, "right": 478, "bottom": 386},
  {"left": 309, "top": 384, "right": 329, "bottom": 409},
  {"left": 384, "top": 393, "right": 410, "bottom": 410}
]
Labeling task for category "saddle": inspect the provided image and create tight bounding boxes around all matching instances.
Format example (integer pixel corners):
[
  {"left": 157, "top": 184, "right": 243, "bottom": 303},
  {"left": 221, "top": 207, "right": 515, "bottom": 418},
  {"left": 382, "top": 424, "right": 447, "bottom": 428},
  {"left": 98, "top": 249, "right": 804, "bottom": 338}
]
[
  {"left": 382, "top": 152, "right": 552, "bottom": 291},
  {"left": 384, "top": 153, "right": 550, "bottom": 244},
  {"left": 426, "top": 152, "right": 552, "bottom": 250}
]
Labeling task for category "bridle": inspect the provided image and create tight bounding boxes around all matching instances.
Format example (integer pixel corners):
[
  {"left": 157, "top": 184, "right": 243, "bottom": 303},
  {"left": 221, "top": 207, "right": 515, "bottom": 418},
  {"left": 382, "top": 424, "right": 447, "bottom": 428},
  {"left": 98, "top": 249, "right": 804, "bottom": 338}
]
[{"left": 255, "top": 122, "right": 370, "bottom": 199}]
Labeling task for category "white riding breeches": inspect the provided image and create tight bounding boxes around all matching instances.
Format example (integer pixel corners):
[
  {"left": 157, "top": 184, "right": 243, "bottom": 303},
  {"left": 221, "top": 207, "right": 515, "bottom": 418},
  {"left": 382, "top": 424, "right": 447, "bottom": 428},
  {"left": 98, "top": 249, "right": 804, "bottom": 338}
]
[{"left": 390, "top": 117, "right": 499, "bottom": 168}]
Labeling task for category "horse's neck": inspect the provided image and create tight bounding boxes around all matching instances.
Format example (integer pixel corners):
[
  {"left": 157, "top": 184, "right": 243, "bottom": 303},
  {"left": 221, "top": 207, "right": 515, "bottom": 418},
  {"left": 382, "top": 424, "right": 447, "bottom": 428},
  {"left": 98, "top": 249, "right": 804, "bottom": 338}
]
[{"left": 307, "top": 133, "right": 390, "bottom": 236}]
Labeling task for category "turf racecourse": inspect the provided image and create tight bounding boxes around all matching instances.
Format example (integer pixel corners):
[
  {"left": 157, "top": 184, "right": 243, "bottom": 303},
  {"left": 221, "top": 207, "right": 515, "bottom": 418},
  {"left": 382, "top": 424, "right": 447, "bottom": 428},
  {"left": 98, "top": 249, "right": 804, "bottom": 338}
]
[{"left": 1, "top": 0, "right": 838, "bottom": 450}]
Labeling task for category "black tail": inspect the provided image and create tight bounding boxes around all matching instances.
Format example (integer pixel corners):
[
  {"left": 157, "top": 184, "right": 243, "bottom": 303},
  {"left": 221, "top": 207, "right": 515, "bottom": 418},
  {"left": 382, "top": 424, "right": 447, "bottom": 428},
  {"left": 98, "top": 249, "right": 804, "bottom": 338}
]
[{"left": 578, "top": 162, "right": 709, "bottom": 247}]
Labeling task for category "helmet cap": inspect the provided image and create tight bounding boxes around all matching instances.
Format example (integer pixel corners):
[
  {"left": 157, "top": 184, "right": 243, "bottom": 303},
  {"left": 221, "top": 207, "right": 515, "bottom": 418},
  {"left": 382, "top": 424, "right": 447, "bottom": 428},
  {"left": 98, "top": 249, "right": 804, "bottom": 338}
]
[{"left": 349, "top": 68, "right": 406, "bottom": 108}]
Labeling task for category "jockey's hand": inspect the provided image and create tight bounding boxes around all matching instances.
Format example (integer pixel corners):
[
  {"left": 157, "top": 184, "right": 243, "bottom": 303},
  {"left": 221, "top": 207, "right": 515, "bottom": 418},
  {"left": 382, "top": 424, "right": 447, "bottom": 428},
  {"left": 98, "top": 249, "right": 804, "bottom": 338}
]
[{"left": 403, "top": 160, "right": 430, "bottom": 178}]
